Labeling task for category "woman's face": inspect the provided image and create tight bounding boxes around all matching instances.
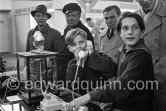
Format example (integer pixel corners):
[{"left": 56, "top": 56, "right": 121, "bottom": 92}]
[{"left": 120, "top": 17, "right": 143, "bottom": 48}]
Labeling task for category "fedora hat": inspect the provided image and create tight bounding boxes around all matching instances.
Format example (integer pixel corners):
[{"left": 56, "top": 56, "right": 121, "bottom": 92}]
[{"left": 31, "top": 5, "right": 51, "bottom": 19}]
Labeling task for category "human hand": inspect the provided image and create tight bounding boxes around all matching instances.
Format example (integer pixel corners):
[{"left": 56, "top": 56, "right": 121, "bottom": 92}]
[
  {"left": 74, "top": 48, "right": 81, "bottom": 61},
  {"left": 77, "top": 51, "right": 88, "bottom": 67},
  {"left": 69, "top": 94, "right": 91, "bottom": 110},
  {"left": 100, "top": 102, "right": 113, "bottom": 111}
]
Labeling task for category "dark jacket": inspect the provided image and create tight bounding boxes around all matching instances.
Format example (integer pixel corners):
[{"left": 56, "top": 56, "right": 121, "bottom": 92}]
[
  {"left": 89, "top": 39, "right": 155, "bottom": 111},
  {"left": 26, "top": 24, "right": 61, "bottom": 52},
  {"left": 57, "top": 21, "right": 95, "bottom": 81},
  {"left": 66, "top": 52, "right": 116, "bottom": 95}
]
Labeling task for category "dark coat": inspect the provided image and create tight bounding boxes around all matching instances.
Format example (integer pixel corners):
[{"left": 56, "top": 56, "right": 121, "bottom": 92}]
[
  {"left": 57, "top": 21, "right": 95, "bottom": 81},
  {"left": 66, "top": 52, "right": 116, "bottom": 95},
  {"left": 26, "top": 24, "right": 61, "bottom": 52},
  {"left": 89, "top": 39, "right": 155, "bottom": 111}
]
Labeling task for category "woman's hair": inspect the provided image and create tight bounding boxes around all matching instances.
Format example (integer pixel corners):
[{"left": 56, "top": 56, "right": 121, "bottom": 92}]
[
  {"left": 117, "top": 11, "right": 145, "bottom": 33},
  {"left": 65, "top": 28, "right": 87, "bottom": 46}
]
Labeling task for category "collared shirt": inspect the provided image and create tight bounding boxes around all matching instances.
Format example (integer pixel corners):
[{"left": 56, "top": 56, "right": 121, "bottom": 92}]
[{"left": 100, "top": 28, "right": 123, "bottom": 63}]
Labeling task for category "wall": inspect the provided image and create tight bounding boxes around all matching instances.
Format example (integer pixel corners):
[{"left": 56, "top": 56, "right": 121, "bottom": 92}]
[
  {"left": 0, "top": 0, "right": 12, "bottom": 10},
  {"left": 0, "top": 0, "right": 12, "bottom": 53},
  {"left": 12, "top": 1, "right": 51, "bottom": 53},
  {"left": 0, "top": 11, "right": 10, "bottom": 53}
]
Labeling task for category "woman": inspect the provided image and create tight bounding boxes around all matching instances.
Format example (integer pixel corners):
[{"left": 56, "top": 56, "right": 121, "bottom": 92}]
[{"left": 68, "top": 12, "right": 155, "bottom": 111}]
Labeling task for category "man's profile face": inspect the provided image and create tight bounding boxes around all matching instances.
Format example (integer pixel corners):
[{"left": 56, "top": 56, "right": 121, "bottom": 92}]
[
  {"left": 34, "top": 12, "right": 48, "bottom": 26},
  {"left": 136, "top": 0, "right": 155, "bottom": 13},
  {"left": 65, "top": 11, "right": 81, "bottom": 27},
  {"left": 103, "top": 9, "right": 119, "bottom": 30}
]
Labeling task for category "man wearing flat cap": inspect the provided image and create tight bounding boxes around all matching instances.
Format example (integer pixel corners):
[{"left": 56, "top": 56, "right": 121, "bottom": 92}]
[
  {"left": 62, "top": 3, "right": 94, "bottom": 48},
  {"left": 26, "top": 4, "right": 61, "bottom": 52}
]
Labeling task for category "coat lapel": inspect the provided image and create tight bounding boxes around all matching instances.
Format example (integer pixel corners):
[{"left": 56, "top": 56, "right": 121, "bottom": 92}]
[{"left": 143, "top": 15, "right": 161, "bottom": 36}]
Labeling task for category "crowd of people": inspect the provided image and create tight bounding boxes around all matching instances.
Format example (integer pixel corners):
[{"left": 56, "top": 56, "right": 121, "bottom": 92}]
[{"left": 25, "top": 0, "right": 166, "bottom": 111}]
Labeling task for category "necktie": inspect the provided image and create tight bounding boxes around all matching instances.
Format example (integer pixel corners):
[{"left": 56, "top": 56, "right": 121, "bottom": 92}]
[{"left": 107, "top": 29, "right": 114, "bottom": 40}]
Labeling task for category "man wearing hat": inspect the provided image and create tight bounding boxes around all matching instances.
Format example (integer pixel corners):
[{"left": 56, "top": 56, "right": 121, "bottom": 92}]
[
  {"left": 25, "top": 4, "right": 61, "bottom": 83},
  {"left": 62, "top": 3, "right": 94, "bottom": 49},
  {"left": 26, "top": 4, "right": 61, "bottom": 52}
]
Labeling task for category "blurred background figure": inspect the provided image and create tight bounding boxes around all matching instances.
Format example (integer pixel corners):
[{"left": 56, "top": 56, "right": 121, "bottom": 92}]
[
  {"left": 85, "top": 17, "right": 100, "bottom": 51},
  {"left": 99, "top": 5, "right": 123, "bottom": 63}
]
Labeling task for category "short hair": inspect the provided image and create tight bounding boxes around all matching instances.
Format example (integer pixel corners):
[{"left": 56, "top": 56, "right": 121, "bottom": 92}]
[
  {"left": 65, "top": 28, "right": 87, "bottom": 46},
  {"left": 86, "top": 17, "right": 92, "bottom": 22},
  {"left": 103, "top": 5, "right": 121, "bottom": 16},
  {"left": 117, "top": 11, "right": 145, "bottom": 33}
]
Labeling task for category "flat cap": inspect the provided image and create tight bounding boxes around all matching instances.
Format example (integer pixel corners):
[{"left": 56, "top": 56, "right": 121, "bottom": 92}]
[{"left": 62, "top": 3, "right": 81, "bottom": 14}]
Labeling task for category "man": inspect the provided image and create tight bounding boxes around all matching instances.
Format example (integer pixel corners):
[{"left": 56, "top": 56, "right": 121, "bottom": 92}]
[
  {"left": 26, "top": 4, "right": 61, "bottom": 52},
  {"left": 62, "top": 3, "right": 94, "bottom": 49},
  {"left": 135, "top": 0, "right": 166, "bottom": 111},
  {"left": 100, "top": 5, "right": 123, "bottom": 63},
  {"left": 98, "top": 5, "right": 123, "bottom": 111},
  {"left": 25, "top": 4, "right": 61, "bottom": 82},
  {"left": 57, "top": 3, "right": 95, "bottom": 82},
  {"left": 85, "top": 17, "right": 100, "bottom": 51}
]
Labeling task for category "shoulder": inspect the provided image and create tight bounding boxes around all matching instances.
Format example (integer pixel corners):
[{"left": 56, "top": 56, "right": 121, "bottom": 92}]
[
  {"left": 50, "top": 27, "right": 61, "bottom": 35},
  {"left": 156, "top": 0, "right": 166, "bottom": 17},
  {"left": 28, "top": 28, "right": 34, "bottom": 34},
  {"left": 49, "top": 28, "right": 61, "bottom": 38},
  {"left": 27, "top": 29, "right": 35, "bottom": 37},
  {"left": 130, "top": 49, "right": 152, "bottom": 62},
  {"left": 79, "top": 22, "right": 91, "bottom": 33}
]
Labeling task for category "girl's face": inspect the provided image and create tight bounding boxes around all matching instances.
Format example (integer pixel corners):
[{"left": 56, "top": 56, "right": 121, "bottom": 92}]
[
  {"left": 120, "top": 17, "right": 143, "bottom": 49},
  {"left": 68, "top": 34, "right": 87, "bottom": 53}
]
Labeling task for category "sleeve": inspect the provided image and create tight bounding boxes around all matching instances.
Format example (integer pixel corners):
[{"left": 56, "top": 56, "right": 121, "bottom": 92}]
[
  {"left": 53, "top": 30, "right": 61, "bottom": 52},
  {"left": 86, "top": 28, "right": 95, "bottom": 51},
  {"left": 89, "top": 51, "right": 151, "bottom": 103},
  {"left": 88, "top": 52, "right": 117, "bottom": 79},
  {"left": 26, "top": 31, "right": 31, "bottom": 52}
]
